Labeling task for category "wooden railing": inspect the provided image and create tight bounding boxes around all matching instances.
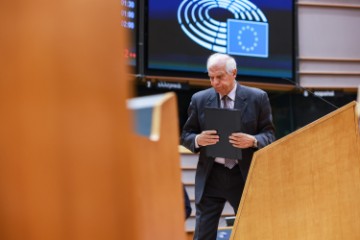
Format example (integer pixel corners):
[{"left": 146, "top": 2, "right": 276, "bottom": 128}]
[{"left": 231, "top": 101, "right": 360, "bottom": 239}]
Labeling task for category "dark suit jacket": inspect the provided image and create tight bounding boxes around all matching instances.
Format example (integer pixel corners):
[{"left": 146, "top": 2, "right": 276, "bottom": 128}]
[{"left": 180, "top": 83, "right": 275, "bottom": 204}]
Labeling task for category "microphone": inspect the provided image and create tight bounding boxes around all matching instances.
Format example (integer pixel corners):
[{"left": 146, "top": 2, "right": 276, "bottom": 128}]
[{"left": 281, "top": 78, "right": 339, "bottom": 110}]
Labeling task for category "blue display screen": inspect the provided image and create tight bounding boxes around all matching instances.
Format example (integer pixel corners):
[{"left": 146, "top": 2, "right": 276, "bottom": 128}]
[{"left": 146, "top": 0, "right": 295, "bottom": 82}]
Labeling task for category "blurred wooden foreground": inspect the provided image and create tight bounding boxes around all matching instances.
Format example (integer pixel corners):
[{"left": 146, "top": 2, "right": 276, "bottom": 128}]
[{"left": 0, "top": 1, "right": 185, "bottom": 240}]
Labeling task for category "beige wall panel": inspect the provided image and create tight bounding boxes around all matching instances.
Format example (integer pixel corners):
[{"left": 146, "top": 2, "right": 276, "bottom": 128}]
[{"left": 298, "top": 3, "right": 360, "bottom": 88}]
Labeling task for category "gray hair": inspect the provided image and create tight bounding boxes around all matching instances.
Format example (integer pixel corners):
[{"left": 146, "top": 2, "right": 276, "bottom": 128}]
[{"left": 206, "top": 53, "right": 237, "bottom": 74}]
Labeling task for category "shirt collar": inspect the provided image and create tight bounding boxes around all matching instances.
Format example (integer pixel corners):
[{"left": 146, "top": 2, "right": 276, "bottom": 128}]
[{"left": 220, "top": 81, "right": 237, "bottom": 101}]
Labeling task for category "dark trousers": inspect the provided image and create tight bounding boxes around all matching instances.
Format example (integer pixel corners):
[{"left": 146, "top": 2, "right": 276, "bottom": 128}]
[{"left": 193, "top": 163, "right": 245, "bottom": 240}]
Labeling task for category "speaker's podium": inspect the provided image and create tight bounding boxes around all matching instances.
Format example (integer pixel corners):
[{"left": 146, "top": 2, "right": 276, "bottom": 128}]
[{"left": 231, "top": 101, "right": 360, "bottom": 240}]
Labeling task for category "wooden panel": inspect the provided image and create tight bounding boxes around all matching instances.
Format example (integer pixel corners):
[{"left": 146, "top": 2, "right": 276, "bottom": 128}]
[
  {"left": 0, "top": 1, "right": 133, "bottom": 240},
  {"left": 231, "top": 101, "right": 360, "bottom": 239},
  {"left": 0, "top": 1, "right": 186, "bottom": 240},
  {"left": 186, "top": 232, "right": 194, "bottom": 240},
  {"left": 298, "top": 3, "right": 360, "bottom": 89},
  {"left": 298, "top": 1, "right": 360, "bottom": 9},
  {"left": 129, "top": 93, "right": 186, "bottom": 240}
]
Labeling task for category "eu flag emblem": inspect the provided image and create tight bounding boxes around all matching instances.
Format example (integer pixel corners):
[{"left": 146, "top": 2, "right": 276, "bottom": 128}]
[{"left": 227, "top": 19, "right": 269, "bottom": 58}]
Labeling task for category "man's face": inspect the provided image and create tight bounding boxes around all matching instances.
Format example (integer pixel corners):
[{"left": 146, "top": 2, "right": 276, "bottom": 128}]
[{"left": 208, "top": 63, "right": 236, "bottom": 96}]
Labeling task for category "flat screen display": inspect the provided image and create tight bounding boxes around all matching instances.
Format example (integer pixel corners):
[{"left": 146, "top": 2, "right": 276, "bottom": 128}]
[{"left": 146, "top": 0, "right": 295, "bottom": 83}]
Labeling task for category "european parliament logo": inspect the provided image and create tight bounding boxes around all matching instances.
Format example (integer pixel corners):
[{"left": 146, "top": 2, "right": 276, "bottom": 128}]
[
  {"left": 228, "top": 19, "right": 268, "bottom": 58},
  {"left": 177, "top": 0, "right": 269, "bottom": 58}
]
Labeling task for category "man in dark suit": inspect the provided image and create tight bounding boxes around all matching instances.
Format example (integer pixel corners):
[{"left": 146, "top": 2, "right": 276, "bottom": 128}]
[{"left": 180, "top": 53, "right": 275, "bottom": 240}]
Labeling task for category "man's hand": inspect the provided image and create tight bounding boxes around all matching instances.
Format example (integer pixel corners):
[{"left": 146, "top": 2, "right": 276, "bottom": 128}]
[
  {"left": 229, "top": 133, "right": 256, "bottom": 149},
  {"left": 196, "top": 130, "right": 219, "bottom": 146}
]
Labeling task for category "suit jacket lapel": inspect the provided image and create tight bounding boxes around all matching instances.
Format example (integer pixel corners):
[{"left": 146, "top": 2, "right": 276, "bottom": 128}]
[
  {"left": 234, "top": 83, "right": 247, "bottom": 121},
  {"left": 205, "top": 89, "right": 219, "bottom": 108}
]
